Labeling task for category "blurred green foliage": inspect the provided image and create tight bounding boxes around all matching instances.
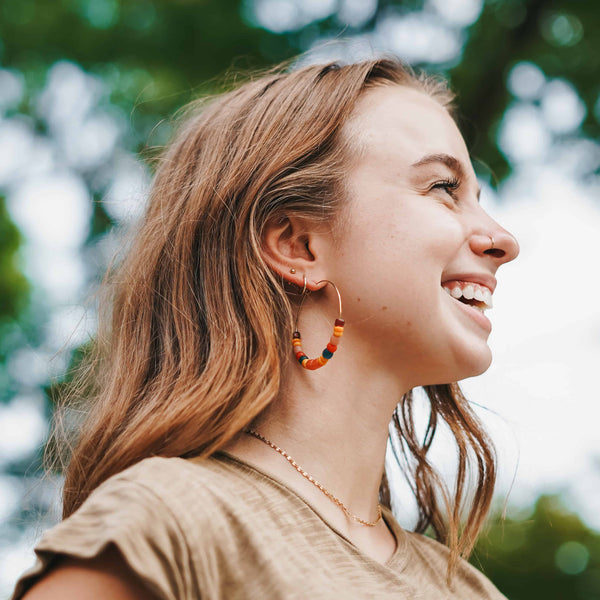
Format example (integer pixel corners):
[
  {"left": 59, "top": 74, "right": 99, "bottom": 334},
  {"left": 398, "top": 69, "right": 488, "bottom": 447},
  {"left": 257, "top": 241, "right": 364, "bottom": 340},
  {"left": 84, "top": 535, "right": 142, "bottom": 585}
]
[
  {"left": 451, "top": 0, "right": 600, "bottom": 183},
  {"left": 1, "top": 1, "right": 599, "bottom": 595},
  {"left": 0, "top": 195, "right": 28, "bottom": 327},
  {"left": 0, "top": 194, "right": 30, "bottom": 403},
  {"left": 0, "top": 0, "right": 598, "bottom": 301},
  {"left": 2, "top": 0, "right": 598, "bottom": 179},
  {"left": 0, "top": 0, "right": 598, "bottom": 259},
  {"left": 0, "top": 0, "right": 292, "bottom": 149},
  {"left": 472, "top": 494, "right": 600, "bottom": 598}
]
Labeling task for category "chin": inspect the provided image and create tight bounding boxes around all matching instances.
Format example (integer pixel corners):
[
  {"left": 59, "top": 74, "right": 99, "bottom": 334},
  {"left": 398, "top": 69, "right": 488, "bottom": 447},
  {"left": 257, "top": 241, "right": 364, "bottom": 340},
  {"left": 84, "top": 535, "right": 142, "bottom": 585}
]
[
  {"left": 461, "top": 348, "right": 493, "bottom": 378},
  {"left": 437, "top": 348, "right": 493, "bottom": 384},
  {"left": 447, "top": 332, "right": 493, "bottom": 375}
]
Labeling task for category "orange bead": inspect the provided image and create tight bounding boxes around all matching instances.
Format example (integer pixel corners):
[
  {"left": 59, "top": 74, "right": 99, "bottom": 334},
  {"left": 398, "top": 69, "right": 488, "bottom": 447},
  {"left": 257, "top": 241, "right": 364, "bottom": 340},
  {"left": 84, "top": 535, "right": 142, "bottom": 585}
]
[
  {"left": 317, "top": 355, "right": 328, "bottom": 366},
  {"left": 326, "top": 343, "right": 337, "bottom": 353}
]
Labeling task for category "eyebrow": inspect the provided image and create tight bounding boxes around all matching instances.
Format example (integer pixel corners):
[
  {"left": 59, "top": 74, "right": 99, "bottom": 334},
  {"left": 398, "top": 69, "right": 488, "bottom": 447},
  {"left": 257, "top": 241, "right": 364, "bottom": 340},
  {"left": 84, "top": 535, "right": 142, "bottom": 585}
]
[{"left": 411, "top": 153, "right": 481, "bottom": 201}]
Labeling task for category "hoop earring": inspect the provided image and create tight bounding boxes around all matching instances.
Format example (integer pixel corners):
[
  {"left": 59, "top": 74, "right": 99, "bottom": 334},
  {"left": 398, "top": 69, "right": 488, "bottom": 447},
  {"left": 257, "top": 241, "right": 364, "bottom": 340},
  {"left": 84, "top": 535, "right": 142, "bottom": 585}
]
[{"left": 292, "top": 275, "right": 344, "bottom": 370}]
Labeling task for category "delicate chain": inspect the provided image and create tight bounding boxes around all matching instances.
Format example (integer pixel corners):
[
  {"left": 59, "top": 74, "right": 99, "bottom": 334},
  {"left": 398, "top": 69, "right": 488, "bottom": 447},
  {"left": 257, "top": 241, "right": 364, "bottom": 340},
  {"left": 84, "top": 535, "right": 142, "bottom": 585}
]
[{"left": 244, "top": 429, "right": 382, "bottom": 527}]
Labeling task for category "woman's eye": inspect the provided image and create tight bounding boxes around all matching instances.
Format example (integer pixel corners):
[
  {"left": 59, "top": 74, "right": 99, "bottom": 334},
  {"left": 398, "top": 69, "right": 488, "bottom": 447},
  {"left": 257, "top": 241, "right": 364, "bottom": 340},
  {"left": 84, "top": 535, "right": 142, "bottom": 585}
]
[{"left": 431, "top": 177, "right": 460, "bottom": 199}]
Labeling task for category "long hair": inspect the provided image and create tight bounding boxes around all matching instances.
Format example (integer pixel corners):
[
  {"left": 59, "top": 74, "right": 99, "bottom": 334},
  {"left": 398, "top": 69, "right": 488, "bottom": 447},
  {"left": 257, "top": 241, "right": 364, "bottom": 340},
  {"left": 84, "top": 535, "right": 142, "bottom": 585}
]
[{"left": 50, "top": 57, "right": 496, "bottom": 585}]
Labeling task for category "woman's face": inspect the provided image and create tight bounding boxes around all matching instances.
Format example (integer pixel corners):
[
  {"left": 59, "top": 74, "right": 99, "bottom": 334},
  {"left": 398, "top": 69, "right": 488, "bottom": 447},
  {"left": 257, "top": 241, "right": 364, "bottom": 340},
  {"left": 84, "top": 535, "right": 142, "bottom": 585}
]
[{"left": 327, "top": 83, "right": 519, "bottom": 387}]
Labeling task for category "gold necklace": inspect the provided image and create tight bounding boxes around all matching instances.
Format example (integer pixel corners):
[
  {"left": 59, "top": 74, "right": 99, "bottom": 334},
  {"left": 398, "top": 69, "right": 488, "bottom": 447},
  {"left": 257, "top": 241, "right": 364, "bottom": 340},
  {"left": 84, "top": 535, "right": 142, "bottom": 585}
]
[{"left": 244, "top": 429, "right": 382, "bottom": 527}]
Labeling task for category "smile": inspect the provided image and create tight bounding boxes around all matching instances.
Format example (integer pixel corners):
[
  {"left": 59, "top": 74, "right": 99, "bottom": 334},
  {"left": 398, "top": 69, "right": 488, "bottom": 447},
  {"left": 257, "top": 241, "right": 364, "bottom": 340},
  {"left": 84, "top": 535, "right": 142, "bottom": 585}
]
[
  {"left": 442, "top": 281, "right": 493, "bottom": 313},
  {"left": 441, "top": 280, "right": 493, "bottom": 333}
]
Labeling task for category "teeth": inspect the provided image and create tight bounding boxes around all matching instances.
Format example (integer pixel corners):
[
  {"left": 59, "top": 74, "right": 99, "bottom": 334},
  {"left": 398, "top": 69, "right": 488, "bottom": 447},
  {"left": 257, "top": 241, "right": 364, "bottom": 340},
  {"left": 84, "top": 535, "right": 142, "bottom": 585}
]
[
  {"left": 482, "top": 289, "right": 493, "bottom": 308},
  {"left": 442, "top": 281, "right": 494, "bottom": 310}
]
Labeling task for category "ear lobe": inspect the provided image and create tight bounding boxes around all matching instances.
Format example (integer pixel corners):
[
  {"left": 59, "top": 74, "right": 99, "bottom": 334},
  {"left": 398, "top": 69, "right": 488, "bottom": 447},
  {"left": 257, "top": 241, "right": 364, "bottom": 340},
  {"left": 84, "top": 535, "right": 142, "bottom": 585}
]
[{"left": 261, "top": 215, "right": 320, "bottom": 287}]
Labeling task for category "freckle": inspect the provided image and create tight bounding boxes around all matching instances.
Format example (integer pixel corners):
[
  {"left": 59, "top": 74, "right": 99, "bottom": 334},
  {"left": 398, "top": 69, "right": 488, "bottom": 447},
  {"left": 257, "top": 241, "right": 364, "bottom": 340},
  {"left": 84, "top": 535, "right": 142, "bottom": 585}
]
[
  {"left": 357, "top": 297, "right": 361, "bottom": 302},
  {"left": 382, "top": 306, "right": 388, "bottom": 310}
]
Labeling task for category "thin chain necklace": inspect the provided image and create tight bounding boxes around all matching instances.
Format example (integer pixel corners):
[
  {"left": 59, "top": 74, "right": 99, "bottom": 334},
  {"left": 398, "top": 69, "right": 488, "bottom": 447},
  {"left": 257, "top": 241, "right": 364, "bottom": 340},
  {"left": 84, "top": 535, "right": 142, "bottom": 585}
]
[{"left": 244, "top": 429, "right": 382, "bottom": 527}]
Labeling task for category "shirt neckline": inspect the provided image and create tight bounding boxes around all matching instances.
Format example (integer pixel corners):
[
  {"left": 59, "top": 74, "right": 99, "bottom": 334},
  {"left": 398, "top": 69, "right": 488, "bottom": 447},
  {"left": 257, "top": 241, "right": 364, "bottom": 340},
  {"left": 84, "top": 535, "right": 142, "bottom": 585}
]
[{"left": 209, "top": 449, "right": 409, "bottom": 574}]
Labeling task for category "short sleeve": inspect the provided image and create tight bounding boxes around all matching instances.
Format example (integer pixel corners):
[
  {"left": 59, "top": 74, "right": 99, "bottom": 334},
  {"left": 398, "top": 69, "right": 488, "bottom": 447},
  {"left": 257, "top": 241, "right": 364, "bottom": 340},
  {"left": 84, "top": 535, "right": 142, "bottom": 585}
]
[{"left": 10, "top": 474, "right": 193, "bottom": 600}]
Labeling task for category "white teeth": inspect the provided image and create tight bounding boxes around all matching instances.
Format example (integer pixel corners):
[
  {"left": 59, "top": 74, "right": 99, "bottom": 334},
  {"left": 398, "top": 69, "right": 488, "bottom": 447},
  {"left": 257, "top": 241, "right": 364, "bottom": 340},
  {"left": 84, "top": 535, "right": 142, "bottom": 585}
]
[
  {"left": 442, "top": 281, "right": 494, "bottom": 310},
  {"left": 482, "top": 289, "right": 493, "bottom": 308}
]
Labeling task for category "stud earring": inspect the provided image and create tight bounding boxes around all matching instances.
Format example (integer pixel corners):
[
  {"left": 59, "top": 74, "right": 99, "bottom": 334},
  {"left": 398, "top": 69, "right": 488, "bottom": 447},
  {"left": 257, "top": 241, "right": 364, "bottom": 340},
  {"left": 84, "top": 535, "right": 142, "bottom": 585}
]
[
  {"left": 292, "top": 275, "right": 344, "bottom": 370},
  {"left": 290, "top": 268, "right": 296, "bottom": 274}
]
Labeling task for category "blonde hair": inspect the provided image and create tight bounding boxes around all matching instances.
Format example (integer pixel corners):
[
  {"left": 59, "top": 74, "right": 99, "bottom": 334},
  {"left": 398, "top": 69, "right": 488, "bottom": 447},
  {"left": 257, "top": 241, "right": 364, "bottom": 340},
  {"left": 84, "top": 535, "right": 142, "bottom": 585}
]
[{"left": 51, "top": 57, "right": 496, "bottom": 586}]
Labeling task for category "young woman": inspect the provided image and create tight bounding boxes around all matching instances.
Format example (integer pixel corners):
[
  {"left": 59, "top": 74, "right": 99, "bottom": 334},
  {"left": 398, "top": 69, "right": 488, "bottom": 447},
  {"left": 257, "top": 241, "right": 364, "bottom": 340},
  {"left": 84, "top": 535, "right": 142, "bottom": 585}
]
[{"left": 12, "top": 57, "right": 519, "bottom": 599}]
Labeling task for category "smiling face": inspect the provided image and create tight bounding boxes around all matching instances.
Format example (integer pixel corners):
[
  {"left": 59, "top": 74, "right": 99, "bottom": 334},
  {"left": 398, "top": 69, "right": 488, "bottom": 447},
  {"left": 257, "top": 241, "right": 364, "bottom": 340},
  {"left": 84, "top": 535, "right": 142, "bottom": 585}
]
[{"left": 326, "top": 83, "right": 519, "bottom": 387}]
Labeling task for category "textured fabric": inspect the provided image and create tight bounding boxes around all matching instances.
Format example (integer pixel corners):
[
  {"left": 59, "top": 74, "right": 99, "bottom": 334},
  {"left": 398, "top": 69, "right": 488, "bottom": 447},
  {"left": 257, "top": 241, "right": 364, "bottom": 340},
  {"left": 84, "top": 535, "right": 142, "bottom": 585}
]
[{"left": 11, "top": 451, "right": 507, "bottom": 599}]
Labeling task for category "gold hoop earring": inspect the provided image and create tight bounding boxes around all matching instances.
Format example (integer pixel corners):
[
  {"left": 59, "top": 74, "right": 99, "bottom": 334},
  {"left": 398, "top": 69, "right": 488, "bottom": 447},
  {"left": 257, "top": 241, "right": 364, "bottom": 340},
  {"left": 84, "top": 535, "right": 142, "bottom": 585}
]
[{"left": 292, "top": 276, "right": 344, "bottom": 370}]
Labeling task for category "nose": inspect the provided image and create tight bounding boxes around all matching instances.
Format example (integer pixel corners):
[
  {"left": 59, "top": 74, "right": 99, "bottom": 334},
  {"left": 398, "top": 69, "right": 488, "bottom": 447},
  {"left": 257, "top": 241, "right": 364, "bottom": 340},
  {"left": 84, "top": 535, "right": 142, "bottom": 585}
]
[{"left": 469, "top": 225, "right": 520, "bottom": 265}]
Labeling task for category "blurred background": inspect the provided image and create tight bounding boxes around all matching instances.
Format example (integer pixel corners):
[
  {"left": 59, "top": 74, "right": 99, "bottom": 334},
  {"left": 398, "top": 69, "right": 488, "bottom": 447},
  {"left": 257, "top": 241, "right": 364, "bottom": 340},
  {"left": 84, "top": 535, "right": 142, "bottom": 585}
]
[{"left": 0, "top": 0, "right": 599, "bottom": 597}]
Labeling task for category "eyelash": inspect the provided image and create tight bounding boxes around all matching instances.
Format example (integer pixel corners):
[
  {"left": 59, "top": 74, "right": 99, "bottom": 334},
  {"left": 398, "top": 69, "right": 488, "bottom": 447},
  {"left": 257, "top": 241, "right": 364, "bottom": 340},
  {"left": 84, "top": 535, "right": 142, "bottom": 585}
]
[{"left": 431, "top": 176, "right": 461, "bottom": 199}]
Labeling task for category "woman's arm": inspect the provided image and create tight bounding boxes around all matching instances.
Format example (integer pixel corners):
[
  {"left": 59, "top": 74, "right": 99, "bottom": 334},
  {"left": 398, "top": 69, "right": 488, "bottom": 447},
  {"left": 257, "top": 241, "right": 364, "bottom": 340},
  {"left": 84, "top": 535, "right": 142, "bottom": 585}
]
[{"left": 21, "top": 544, "right": 162, "bottom": 600}]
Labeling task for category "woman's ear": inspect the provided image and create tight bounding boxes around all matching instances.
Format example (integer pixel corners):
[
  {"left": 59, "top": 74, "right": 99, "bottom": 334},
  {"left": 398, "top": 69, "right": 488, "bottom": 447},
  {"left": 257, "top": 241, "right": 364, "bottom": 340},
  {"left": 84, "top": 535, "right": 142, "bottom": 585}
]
[{"left": 261, "top": 215, "right": 326, "bottom": 292}]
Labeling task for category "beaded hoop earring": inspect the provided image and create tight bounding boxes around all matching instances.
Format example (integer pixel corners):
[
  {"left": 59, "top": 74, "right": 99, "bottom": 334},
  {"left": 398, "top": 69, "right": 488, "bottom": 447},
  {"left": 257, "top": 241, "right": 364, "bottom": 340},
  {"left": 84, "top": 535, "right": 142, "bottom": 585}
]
[{"left": 292, "top": 275, "right": 344, "bottom": 370}]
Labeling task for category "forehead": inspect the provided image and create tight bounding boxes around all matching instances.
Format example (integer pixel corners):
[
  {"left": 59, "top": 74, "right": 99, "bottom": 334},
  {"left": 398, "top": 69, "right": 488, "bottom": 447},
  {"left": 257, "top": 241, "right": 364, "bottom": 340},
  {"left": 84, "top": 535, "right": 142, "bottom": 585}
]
[{"left": 343, "top": 83, "right": 471, "bottom": 173}]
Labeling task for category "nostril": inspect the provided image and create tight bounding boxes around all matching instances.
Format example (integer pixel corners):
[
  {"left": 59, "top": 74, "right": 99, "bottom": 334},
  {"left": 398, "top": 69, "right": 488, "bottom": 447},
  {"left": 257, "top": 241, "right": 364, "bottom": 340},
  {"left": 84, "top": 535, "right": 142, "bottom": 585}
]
[{"left": 484, "top": 248, "right": 505, "bottom": 258}]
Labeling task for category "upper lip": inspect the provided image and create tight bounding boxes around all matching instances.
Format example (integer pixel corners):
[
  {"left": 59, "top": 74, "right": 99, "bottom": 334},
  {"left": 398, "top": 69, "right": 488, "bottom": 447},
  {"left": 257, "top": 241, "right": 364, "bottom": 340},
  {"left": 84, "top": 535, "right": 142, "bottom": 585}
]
[{"left": 441, "top": 273, "right": 497, "bottom": 294}]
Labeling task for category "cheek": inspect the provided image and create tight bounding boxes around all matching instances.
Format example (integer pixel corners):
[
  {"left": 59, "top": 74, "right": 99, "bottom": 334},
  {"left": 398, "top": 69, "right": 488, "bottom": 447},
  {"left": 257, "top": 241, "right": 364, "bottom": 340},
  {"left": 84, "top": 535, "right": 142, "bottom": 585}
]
[
  {"left": 340, "top": 211, "right": 461, "bottom": 287},
  {"left": 333, "top": 194, "right": 465, "bottom": 319},
  {"left": 333, "top": 233, "right": 438, "bottom": 334}
]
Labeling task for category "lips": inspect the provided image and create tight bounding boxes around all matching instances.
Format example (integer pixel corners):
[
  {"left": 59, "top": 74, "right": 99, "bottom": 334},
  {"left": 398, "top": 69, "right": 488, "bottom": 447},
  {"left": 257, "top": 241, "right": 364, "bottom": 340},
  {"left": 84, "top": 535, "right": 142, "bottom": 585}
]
[
  {"left": 441, "top": 273, "right": 497, "bottom": 294},
  {"left": 441, "top": 277, "right": 493, "bottom": 332}
]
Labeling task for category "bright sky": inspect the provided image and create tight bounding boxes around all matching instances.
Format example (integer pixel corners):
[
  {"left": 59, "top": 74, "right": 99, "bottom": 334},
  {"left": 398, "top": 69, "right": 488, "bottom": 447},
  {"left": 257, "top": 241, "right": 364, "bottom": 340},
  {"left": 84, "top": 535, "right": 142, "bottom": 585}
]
[{"left": 463, "top": 167, "right": 600, "bottom": 528}]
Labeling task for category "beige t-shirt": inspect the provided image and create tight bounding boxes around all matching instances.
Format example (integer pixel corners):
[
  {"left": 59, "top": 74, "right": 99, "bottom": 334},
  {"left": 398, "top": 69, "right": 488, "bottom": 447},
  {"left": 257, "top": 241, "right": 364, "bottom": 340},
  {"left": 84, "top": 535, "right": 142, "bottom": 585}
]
[{"left": 11, "top": 451, "right": 506, "bottom": 599}]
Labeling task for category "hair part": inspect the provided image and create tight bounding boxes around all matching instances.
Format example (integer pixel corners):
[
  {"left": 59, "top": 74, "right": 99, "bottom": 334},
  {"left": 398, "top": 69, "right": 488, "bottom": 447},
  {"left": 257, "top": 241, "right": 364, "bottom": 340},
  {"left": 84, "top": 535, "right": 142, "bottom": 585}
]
[{"left": 49, "top": 55, "right": 494, "bottom": 587}]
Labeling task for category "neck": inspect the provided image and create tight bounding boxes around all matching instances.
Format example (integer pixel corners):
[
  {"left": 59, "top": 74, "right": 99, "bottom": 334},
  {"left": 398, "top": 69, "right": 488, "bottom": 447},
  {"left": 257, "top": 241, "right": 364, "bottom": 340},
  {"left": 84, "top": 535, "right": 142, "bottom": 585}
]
[{"left": 223, "top": 325, "right": 411, "bottom": 528}]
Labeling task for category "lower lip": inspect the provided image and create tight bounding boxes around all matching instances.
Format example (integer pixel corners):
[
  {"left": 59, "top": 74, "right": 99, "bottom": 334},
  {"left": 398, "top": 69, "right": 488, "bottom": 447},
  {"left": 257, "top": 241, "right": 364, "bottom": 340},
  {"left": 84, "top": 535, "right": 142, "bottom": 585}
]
[{"left": 449, "top": 296, "right": 492, "bottom": 333}]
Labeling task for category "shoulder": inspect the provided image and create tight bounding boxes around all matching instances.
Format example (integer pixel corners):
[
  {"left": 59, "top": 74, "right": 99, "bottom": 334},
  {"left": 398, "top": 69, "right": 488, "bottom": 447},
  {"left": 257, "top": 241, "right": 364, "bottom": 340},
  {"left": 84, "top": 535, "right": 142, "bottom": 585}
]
[
  {"left": 72, "top": 453, "right": 252, "bottom": 524},
  {"left": 102, "top": 453, "right": 225, "bottom": 489},
  {"left": 405, "top": 532, "right": 507, "bottom": 599},
  {"left": 109, "top": 453, "right": 250, "bottom": 499},
  {"left": 20, "top": 544, "right": 161, "bottom": 600},
  {"left": 112, "top": 453, "right": 270, "bottom": 523},
  {"left": 11, "top": 454, "right": 238, "bottom": 600}
]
